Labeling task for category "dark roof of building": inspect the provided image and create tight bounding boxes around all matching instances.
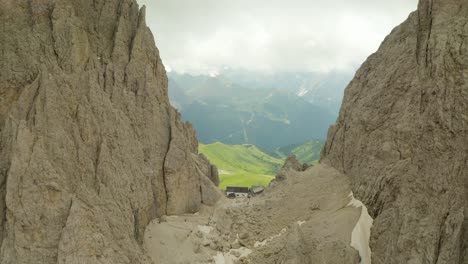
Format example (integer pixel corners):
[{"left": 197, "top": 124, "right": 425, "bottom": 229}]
[{"left": 226, "top": 186, "right": 249, "bottom": 193}]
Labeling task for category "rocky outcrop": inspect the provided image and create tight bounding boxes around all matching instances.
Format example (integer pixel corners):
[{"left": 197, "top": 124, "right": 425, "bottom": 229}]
[
  {"left": 0, "top": 0, "right": 219, "bottom": 263},
  {"left": 275, "top": 155, "right": 303, "bottom": 181},
  {"left": 322, "top": 0, "right": 468, "bottom": 263},
  {"left": 281, "top": 155, "right": 304, "bottom": 172}
]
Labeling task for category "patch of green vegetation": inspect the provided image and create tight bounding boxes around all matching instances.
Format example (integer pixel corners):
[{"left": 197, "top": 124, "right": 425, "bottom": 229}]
[
  {"left": 217, "top": 172, "right": 274, "bottom": 191},
  {"left": 273, "top": 140, "right": 324, "bottom": 165},
  {"left": 199, "top": 141, "right": 323, "bottom": 190},
  {"left": 199, "top": 142, "right": 283, "bottom": 174},
  {"left": 290, "top": 140, "right": 324, "bottom": 164},
  {"left": 199, "top": 142, "right": 283, "bottom": 190}
]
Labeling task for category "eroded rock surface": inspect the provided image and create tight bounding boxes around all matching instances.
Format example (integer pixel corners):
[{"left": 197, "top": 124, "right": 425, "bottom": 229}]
[
  {"left": 0, "top": 0, "right": 219, "bottom": 263},
  {"left": 322, "top": 0, "right": 468, "bottom": 263}
]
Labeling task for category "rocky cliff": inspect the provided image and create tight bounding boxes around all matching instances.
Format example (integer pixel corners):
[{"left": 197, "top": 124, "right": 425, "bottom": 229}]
[
  {"left": 322, "top": 0, "right": 468, "bottom": 263},
  {"left": 0, "top": 0, "right": 220, "bottom": 263}
]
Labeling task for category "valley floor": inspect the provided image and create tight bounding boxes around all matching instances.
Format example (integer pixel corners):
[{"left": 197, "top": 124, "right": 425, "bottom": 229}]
[{"left": 143, "top": 164, "right": 371, "bottom": 264}]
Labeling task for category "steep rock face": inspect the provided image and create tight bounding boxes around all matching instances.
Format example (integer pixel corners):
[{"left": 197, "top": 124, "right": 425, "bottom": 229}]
[
  {"left": 0, "top": 0, "right": 220, "bottom": 263},
  {"left": 322, "top": 0, "right": 468, "bottom": 263}
]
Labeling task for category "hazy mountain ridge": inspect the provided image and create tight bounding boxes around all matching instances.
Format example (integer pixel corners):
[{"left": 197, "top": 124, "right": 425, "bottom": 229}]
[
  {"left": 169, "top": 70, "right": 346, "bottom": 152},
  {"left": 169, "top": 69, "right": 353, "bottom": 113},
  {"left": 219, "top": 69, "right": 354, "bottom": 114}
]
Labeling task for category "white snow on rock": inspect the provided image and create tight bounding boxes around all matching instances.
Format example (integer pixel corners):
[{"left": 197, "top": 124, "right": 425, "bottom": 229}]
[
  {"left": 297, "top": 86, "right": 309, "bottom": 97},
  {"left": 347, "top": 192, "right": 373, "bottom": 264}
]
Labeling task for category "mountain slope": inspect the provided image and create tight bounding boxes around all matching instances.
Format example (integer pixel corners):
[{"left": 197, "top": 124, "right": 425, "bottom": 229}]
[
  {"left": 274, "top": 139, "right": 324, "bottom": 165},
  {"left": 322, "top": 0, "right": 468, "bottom": 263},
  {"left": 0, "top": 1, "right": 219, "bottom": 263},
  {"left": 200, "top": 143, "right": 283, "bottom": 189},
  {"left": 171, "top": 74, "right": 336, "bottom": 152}
]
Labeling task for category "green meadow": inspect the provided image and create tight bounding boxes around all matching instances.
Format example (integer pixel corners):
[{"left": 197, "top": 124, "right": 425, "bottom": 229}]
[
  {"left": 199, "top": 141, "right": 324, "bottom": 190},
  {"left": 199, "top": 142, "right": 282, "bottom": 190}
]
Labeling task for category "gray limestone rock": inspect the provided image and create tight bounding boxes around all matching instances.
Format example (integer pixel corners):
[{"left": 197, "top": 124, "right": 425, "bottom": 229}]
[
  {"left": 282, "top": 155, "right": 303, "bottom": 172},
  {"left": 0, "top": 0, "right": 219, "bottom": 263},
  {"left": 276, "top": 155, "right": 303, "bottom": 181},
  {"left": 322, "top": 0, "right": 468, "bottom": 263}
]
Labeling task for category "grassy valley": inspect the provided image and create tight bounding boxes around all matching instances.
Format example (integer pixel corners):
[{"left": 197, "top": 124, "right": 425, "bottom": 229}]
[
  {"left": 199, "top": 142, "right": 283, "bottom": 190},
  {"left": 200, "top": 140, "right": 324, "bottom": 190}
]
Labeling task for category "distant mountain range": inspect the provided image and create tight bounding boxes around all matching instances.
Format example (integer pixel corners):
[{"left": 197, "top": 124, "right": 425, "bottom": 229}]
[
  {"left": 168, "top": 69, "right": 352, "bottom": 152},
  {"left": 218, "top": 70, "right": 354, "bottom": 115}
]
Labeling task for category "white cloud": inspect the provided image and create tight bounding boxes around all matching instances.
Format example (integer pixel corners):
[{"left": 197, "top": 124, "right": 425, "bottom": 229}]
[{"left": 138, "top": 0, "right": 418, "bottom": 74}]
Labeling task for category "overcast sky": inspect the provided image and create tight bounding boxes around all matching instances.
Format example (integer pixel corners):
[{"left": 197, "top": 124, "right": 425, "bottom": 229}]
[{"left": 138, "top": 0, "right": 418, "bottom": 75}]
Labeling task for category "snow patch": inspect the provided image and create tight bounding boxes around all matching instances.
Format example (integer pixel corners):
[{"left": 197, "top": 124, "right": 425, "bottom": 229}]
[
  {"left": 297, "top": 86, "right": 309, "bottom": 97},
  {"left": 297, "top": 220, "right": 306, "bottom": 226},
  {"left": 347, "top": 192, "right": 373, "bottom": 264}
]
